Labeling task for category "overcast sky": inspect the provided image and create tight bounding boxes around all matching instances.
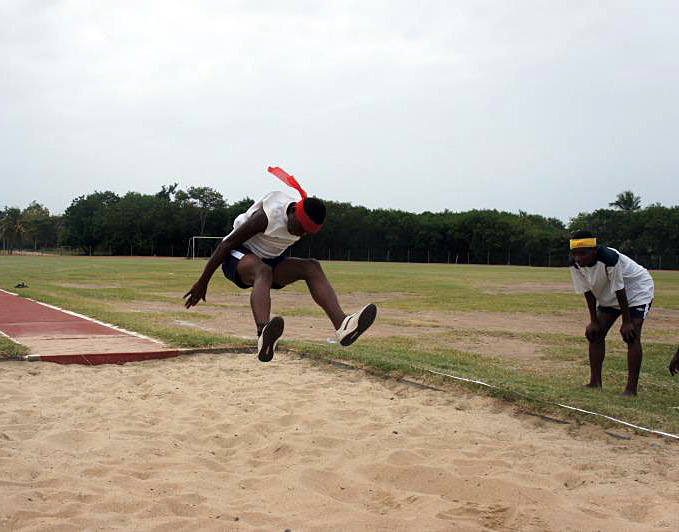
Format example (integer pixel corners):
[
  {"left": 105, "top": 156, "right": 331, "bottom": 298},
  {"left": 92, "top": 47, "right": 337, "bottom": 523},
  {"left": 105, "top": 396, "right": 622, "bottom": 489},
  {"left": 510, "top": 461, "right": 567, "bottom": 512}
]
[{"left": 1, "top": 1, "right": 677, "bottom": 221}]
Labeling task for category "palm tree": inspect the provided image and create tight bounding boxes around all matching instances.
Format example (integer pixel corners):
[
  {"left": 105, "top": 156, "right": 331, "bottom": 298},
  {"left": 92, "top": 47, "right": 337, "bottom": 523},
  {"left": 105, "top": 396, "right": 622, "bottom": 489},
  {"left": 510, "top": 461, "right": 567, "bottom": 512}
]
[
  {"left": 609, "top": 191, "right": 641, "bottom": 212},
  {"left": 0, "top": 207, "right": 26, "bottom": 254}
]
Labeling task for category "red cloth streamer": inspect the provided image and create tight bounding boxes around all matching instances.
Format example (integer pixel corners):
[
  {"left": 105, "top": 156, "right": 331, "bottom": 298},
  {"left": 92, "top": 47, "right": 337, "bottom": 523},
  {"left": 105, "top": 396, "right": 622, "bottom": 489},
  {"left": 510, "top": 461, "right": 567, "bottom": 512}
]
[
  {"left": 268, "top": 166, "right": 307, "bottom": 199},
  {"left": 267, "top": 166, "right": 321, "bottom": 234}
]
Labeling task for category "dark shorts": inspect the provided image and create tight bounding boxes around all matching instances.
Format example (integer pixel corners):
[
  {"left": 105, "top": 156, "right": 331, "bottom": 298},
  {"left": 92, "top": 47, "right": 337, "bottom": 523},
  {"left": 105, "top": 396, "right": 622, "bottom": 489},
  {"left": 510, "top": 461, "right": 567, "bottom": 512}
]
[
  {"left": 598, "top": 300, "right": 653, "bottom": 320},
  {"left": 222, "top": 246, "right": 288, "bottom": 290}
]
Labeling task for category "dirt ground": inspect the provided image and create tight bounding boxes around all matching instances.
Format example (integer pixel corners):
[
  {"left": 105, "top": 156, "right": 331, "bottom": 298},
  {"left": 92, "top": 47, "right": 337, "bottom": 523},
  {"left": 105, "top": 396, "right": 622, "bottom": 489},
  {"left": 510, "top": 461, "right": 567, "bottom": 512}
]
[{"left": 118, "top": 288, "right": 679, "bottom": 364}]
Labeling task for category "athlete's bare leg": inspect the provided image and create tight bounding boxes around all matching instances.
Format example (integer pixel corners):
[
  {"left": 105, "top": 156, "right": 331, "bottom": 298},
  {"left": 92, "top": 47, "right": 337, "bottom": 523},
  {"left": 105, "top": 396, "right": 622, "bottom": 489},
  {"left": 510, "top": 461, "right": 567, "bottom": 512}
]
[
  {"left": 586, "top": 311, "right": 618, "bottom": 389},
  {"left": 623, "top": 317, "right": 645, "bottom": 396},
  {"left": 236, "top": 254, "right": 274, "bottom": 333},
  {"left": 272, "top": 258, "right": 346, "bottom": 329}
]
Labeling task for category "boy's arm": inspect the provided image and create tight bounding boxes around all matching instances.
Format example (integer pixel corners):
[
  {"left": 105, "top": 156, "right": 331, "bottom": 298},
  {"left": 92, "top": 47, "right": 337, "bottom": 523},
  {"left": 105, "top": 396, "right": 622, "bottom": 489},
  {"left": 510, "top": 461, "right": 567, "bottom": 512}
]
[
  {"left": 584, "top": 290, "right": 598, "bottom": 322},
  {"left": 604, "top": 259, "right": 636, "bottom": 342},
  {"left": 615, "top": 288, "right": 637, "bottom": 344},
  {"left": 584, "top": 291, "right": 600, "bottom": 341},
  {"left": 183, "top": 208, "right": 267, "bottom": 308}
]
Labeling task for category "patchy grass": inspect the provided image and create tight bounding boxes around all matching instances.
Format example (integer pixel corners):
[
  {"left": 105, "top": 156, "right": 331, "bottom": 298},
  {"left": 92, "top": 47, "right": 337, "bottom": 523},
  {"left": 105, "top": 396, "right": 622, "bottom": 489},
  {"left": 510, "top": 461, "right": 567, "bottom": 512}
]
[
  {"left": 1, "top": 255, "right": 678, "bottom": 435},
  {"left": 0, "top": 335, "right": 29, "bottom": 359}
]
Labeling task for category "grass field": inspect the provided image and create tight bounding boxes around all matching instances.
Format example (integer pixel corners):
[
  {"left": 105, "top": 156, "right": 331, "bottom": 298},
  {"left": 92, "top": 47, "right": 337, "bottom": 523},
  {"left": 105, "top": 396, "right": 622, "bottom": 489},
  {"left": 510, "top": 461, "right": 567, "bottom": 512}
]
[{"left": 1, "top": 255, "right": 678, "bottom": 435}]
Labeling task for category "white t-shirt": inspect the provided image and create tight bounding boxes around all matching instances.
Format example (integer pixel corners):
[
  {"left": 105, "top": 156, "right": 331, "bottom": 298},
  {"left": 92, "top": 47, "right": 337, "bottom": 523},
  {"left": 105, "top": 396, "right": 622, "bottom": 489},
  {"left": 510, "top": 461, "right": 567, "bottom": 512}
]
[
  {"left": 569, "top": 246, "right": 654, "bottom": 308},
  {"left": 224, "top": 191, "right": 300, "bottom": 259}
]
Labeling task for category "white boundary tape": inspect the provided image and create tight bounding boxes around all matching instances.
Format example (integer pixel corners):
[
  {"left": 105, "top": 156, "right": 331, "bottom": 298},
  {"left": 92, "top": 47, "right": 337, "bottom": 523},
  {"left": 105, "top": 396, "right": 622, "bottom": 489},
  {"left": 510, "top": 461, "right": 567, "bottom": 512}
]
[
  {"left": 421, "top": 366, "right": 679, "bottom": 441},
  {"left": 0, "top": 288, "right": 164, "bottom": 345}
]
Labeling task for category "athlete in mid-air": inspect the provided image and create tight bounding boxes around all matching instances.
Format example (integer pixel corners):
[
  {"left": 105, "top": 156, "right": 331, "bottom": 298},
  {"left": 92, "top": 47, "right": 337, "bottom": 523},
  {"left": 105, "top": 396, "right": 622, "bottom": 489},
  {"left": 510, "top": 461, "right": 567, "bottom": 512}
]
[{"left": 184, "top": 167, "right": 377, "bottom": 362}]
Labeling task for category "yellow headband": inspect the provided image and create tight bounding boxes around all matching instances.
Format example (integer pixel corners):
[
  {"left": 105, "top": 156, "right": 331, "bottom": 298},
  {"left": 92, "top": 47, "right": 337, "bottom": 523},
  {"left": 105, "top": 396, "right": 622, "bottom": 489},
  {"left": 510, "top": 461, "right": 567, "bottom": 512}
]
[{"left": 570, "top": 238, "right": 597, "bottom": 250}]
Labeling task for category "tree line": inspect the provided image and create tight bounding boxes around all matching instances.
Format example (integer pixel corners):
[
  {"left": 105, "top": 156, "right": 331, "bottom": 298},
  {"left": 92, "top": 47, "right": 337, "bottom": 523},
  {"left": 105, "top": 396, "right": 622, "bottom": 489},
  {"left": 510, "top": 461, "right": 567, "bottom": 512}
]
[{"left": 1, "top": 188, "right": 677, "bottom": 269}]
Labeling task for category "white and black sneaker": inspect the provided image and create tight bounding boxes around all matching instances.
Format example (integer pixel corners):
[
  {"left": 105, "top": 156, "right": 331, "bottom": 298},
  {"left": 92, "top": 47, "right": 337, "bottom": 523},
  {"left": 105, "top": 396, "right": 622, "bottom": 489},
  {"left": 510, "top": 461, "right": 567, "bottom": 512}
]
[
  {"left": 335, "top": 304, "right": 377, "bottom": 346},
  {"left": 258, "top": 316, "right": 284, "bottom": 362}
]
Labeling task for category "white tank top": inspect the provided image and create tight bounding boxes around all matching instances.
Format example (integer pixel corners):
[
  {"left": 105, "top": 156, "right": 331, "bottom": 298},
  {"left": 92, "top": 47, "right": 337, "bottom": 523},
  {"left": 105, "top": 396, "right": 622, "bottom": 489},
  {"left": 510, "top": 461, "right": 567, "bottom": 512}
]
[{"left": 224, "top": 191, "right": 300, "bottom": 259}]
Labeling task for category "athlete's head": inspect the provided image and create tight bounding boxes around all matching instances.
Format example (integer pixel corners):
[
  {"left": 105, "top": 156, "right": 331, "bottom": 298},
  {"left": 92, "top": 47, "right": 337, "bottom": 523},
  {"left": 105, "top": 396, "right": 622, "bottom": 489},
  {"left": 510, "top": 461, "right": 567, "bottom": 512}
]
[
  {"left": 570, "top": 230, "right": 597, "bottom": 267},
  {"left": 287, "top": 197, "right": 326, "bottom": 236}
]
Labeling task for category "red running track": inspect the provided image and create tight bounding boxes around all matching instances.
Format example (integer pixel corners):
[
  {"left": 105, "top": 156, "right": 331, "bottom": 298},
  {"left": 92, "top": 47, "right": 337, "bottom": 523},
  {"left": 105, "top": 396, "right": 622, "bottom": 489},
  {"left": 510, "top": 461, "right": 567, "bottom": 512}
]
[
  {"left": 0, "top": 289, "right": 179, "bottom": 365},
  {"left": 0, "top": 291, "right": 120, "bottom": 337}
]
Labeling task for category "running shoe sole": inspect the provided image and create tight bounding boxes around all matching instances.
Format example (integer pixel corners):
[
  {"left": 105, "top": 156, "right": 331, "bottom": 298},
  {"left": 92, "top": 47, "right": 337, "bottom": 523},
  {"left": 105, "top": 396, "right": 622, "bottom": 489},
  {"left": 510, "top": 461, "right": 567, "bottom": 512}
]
[
  {"left": 339, "top": 303, "right": 377, "bottom": 347},
  {"left": 258, "top": 316, "right": 284, "bottom": 362}
]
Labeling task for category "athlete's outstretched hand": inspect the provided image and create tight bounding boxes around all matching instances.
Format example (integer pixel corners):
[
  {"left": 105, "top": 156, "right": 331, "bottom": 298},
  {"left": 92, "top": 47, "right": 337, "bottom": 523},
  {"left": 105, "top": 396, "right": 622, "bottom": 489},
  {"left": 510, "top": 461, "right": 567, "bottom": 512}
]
[
  {"left": 669, "top": 348, "right": 679, "bottom": 376},
  {"left": 184, "top": 280, "right": 207, "bottom": 308}
]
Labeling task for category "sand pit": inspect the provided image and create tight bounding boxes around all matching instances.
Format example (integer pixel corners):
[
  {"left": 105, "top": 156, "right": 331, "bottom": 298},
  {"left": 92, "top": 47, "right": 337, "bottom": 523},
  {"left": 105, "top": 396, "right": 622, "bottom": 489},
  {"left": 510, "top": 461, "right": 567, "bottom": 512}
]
[{"left": 1, "top": 353, "right": 678, "bottom": 531}]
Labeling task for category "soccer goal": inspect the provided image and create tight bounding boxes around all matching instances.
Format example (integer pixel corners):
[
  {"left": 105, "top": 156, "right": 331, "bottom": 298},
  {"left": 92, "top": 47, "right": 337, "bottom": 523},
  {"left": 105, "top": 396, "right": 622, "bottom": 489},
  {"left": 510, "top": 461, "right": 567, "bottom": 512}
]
[{"left": 186, "top": 236, "right": 224, "bottom": 259}]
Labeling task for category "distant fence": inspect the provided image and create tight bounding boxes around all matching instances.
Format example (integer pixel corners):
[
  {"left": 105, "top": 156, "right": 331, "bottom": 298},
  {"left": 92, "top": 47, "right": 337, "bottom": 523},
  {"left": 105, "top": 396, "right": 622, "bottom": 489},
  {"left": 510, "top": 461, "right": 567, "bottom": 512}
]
[
  {"left": 629, "top": 255, "right": 679, "bottom": 271},
  {"left": 288, "top": 245, "right": 574, "bottom": 268},
  {"left": 4, "top": 245, "right": 678, "bottom": 270},
  {"left": 285, "top": 246, "right": 679, "bottom": 270}
]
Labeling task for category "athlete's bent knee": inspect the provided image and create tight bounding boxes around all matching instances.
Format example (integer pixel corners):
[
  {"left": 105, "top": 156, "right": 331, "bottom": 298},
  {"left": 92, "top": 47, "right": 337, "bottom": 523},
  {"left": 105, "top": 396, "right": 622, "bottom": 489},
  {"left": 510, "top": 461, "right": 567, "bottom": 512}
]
[
  {"left": 588, "top": 334, "right": 605, "bottom": 345},
  {"left": 253, "top": 264, "right": 274, "bottom": 283},
  {"left": 303, "top": 258, "right": 323, "bottom": 276}
]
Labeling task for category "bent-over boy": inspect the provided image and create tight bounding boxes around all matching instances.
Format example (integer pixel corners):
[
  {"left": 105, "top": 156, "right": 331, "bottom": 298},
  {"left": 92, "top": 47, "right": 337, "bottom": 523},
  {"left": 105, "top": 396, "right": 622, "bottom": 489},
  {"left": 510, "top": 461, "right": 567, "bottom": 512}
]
[{"left": 569, "top": 230, "right": 654, "bottom": 396}]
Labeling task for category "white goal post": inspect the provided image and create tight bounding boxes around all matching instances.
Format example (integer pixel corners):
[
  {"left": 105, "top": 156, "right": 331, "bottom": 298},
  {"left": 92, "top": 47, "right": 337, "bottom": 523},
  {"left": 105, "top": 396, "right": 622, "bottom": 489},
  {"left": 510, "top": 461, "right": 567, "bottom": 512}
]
[{"left": 186, "top": 236, "right": 224, "bottom": 259}]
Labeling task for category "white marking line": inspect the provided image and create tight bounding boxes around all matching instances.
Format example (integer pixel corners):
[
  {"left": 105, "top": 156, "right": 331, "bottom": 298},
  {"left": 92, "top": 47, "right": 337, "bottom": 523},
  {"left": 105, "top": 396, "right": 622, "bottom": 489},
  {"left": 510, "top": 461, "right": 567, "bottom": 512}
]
[
  {"left": 0, "top": 327, "right": 30, "bottom": 354},
  {"left": 0, "top": 328, "right": 27, "bottom": 351},
  {"left": 421, "top": 366, "right": 679, "bottom": 441},
  {"left": 0, "top": 288, "right": 164, "bottom": 345},
  {"left": 0, "top": 291, "right": 27, "bottom": 347},
  {"left": 0, "top": 289, "right": 19, "bottom": 296}
]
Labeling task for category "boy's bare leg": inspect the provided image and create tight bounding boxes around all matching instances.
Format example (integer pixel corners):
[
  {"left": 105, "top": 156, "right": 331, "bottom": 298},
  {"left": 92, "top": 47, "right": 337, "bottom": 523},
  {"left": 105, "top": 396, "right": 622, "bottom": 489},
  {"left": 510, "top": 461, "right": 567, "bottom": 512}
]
[
  {"left": 586, "top": 312, "right": 618, "bottom": 388},
  {"left": 272, "top": 258, "right": 346, "bottom": 329},
  {"left": 623, "top": 318, "right": 645, "bottom": 396},
  {"left": 236, "top": 255, "right": 274, "bottom": 332}
]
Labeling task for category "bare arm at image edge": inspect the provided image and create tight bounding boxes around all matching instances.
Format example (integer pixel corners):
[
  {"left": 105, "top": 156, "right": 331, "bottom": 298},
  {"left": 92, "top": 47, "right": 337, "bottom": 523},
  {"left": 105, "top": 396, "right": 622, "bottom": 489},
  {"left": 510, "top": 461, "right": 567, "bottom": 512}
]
[{"left": 669, "top": 347, "right": 679, "bottom": 376}]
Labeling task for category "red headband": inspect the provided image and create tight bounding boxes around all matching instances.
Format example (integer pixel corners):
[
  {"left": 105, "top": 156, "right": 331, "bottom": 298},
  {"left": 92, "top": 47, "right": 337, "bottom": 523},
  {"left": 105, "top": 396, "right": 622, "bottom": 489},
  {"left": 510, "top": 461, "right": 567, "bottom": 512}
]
[
  {"left": 294, "top": 199, "right": 322, "bottom": 234},
  {"left": 268, "top": 166, "right": 323, "bottom": 234}
]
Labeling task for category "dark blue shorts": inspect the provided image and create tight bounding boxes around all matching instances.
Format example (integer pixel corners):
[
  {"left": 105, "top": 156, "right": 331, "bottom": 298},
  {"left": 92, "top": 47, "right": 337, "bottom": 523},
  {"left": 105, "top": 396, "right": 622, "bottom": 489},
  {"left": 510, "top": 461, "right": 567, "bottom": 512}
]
[
  {"left": 598, "top": 300, "right": 653, "bottom": 320},
  {"left": 222, "top": 246, "right": 288, "bottom": 290}
]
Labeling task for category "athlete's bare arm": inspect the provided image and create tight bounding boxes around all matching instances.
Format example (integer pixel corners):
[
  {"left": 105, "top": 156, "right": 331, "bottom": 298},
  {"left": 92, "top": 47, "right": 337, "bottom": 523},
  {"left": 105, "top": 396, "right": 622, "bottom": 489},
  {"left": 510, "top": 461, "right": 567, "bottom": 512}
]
[
  {"left": 183, "top": 208, "right": 267, "bottom": 308},
  {"left": 584, "top": 291, "right": 600, "bottom": 341}
]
